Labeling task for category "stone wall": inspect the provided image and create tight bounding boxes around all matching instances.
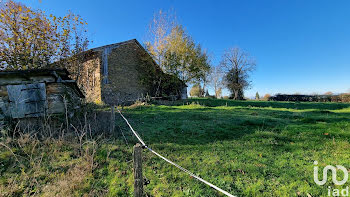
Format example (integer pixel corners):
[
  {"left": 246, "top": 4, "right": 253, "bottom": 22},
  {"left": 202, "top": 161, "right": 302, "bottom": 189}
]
[
  {"left": 82, "top": 55, "right": 102, "bottom": 103},
  {"left": 68, "top": 39, "right": 187, "bottom": 105},
  {"left": 101, "top": 43, "right": 150, "bottom": 104},
  {"left": 68, "top": 53, "right": 102, "bottom": 103}
]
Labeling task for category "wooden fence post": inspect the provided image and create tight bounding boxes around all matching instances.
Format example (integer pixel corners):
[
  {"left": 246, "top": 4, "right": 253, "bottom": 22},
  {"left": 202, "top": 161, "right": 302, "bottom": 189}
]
[
  {"left": 110, "top": 105, "right": 115, "bottom": 134},
  {"left": 133, "top": 143, "right": 143, "bottom": 197}
]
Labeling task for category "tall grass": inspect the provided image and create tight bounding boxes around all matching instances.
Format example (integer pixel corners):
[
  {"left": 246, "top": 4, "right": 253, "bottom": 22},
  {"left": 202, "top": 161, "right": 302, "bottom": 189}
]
[{"left": 0, "top": 105, "right": 108, "bottom": 196}]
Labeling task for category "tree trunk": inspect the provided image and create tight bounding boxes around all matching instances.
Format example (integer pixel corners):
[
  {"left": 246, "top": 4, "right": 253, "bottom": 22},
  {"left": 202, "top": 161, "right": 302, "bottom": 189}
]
[
  {"left": 233, "top": 88, "right": 244, "bottom": 100},
  {"left": 234, "top": 90, "right": 238, "bottom": 100},
  {"left": 238, "top": 89, "right": 244, "bottom": 100}
]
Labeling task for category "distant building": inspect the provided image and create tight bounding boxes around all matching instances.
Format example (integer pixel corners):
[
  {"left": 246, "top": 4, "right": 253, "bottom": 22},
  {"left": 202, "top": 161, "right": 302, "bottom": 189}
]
[
  {"left": 0, "top": 69, "right": 84, "bottom": 125},
  {"left": 65, "top": 39, "right": 187, "bottom": 105}
]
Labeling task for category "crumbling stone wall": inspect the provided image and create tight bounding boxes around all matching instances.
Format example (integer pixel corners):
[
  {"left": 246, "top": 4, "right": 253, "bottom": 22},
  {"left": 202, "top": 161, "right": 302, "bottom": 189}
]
[
  {"left": 68, "top": 40, "right": 187, "bottom": 105},
  {"left": 101, "top": 43, "right": 150, "bottom": 104},
  {"left": 81, "top": 56, "right": 102, "bottom": 103},
  {"left": 68, "top": 53, "right": 102, "bottom": 103}
]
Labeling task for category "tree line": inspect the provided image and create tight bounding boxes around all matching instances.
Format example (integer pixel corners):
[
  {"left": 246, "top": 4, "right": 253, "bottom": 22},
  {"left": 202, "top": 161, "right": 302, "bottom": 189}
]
[
  {"left": 0, "top": 1, "right": 256, "bottom": 100},
  {"left": 145, "top": 10, "right": 256, "bottom": 100}
]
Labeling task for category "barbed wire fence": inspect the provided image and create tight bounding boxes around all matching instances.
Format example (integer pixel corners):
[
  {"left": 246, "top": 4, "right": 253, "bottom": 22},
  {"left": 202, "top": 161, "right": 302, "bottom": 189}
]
[{"left": 117, "top": 108, "right": 236, "bottom": 197}]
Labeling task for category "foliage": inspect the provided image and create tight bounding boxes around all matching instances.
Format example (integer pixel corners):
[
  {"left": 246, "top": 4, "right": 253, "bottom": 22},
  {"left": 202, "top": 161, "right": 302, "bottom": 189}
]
[
  {"left": 145, "top": 10, "right": 211, "bottom": 85},
  {"left": 338, "top": 93, "right": 350, "bottom": 102},
  {"left": 263, "top": 93, "right": 271, "bottom": 100},
  {"left": 144, "top": 9, "right": 175, "bottom": 71},
  {"left": 270, "top": 94, "right": 350, "bottom": 103},
  {"left": 139, "top": 52, "right": 186, "bottom": 99},
  {"left": 163, "top": 25, "right": 211, "bottom": 84},
  {"left": 0, "top": 0, "right": 89, "bottom": 70},
  {"left": 221, "top": 47, "right": 256, "bottom": 100},
  {"left": 158, "top": 73, "right": 186, "bottom": 98},
  {"left": 255, "top": 92, "right": 260, "bottom": 100},
  {"left": 189, "top": 84, "right": 203, "bottom": 97}
]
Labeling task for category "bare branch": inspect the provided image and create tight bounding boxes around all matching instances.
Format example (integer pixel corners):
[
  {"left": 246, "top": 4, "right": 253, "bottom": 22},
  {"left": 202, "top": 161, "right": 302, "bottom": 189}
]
[{"left": 220, "top": 47, "right": 256, "bottom": 100}]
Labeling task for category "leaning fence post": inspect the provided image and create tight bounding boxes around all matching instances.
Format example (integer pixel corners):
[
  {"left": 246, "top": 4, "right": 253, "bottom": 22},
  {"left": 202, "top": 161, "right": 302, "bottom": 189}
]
[
  {"left": 110, "top": 105, "right": 115, "bottom": 134},
  {"left": 133, "top": 143, "right": 143, "bottom": 197}
]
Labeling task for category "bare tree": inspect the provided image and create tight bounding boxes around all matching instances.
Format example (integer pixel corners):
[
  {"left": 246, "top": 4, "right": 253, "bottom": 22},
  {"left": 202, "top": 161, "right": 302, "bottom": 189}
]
[
  {"left": 220, "top": 47, "right": 256, "bottom": 100},
  {"left": 144, "top": 9, "right": 176, "bottom": 71},
  {"left": 209, "top": 65, "right": 224, "bottom": 98},
  {"left": 145, "top": 10, "right": 211, "bottom": 92},
  {"left": 216, "top": 87, "right": 222, "bottom": 98},
  {"left": 144, "top": 9, "right": 176, "bottom": 97}
]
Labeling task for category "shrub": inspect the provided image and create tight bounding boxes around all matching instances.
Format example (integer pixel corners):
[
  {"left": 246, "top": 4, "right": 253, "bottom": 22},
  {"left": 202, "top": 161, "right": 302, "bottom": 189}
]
[
  {"left": 190, "top": 84, "right": 203, "bottom": 97},
  {"left": 339, "top": 93, "right": 350, "bottom": 102},
  {"left": 263, "top": 94, "right": 271, "bottom": 100}
]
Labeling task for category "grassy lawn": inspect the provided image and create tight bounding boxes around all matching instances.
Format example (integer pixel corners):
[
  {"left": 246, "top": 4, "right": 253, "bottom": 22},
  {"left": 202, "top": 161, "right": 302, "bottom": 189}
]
[{"left": 1, "top": 98, "right": 350, "bottom": 196}]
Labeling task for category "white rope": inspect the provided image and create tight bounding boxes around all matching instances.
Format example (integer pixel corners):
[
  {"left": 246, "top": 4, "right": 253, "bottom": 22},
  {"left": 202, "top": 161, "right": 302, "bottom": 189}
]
[
  {"left": 118, "top": 110, "right": 146, "bottom": 146},
  {"left": 117, "top": 109, "right": 236, "bottom": 197}
]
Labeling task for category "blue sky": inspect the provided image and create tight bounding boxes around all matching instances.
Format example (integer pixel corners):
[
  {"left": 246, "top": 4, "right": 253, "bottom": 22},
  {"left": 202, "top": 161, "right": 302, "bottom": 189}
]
[{"left": 20, "top": 0, "right": 350, "bottom": 97}]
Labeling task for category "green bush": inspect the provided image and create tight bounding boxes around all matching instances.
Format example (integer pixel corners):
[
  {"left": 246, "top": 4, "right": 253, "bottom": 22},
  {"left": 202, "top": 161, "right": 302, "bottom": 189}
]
[{"left": 189, "top": 84, "right": 202, "bottom": 97}]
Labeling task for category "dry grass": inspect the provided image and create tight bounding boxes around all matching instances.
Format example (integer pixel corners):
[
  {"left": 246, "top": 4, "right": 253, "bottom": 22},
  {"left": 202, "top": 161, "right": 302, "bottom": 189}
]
[
  {"left": 0, "top": 130, "right": 98, "bottom": 196},
  {"left": 0, "top": 104, "right": 108, "bottom": 197},
  {"left": 41, "top": 157, "right": 93, "bottom": 196}
]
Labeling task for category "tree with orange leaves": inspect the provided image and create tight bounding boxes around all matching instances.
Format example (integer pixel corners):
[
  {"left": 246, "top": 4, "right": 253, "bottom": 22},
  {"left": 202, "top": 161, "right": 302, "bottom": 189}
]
[{"left": 0, "top": 0, "right": 89, "bottom": 70}]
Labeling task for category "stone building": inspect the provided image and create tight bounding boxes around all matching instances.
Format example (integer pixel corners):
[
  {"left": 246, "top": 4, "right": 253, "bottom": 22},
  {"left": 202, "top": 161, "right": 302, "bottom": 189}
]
[{"left": 66, "top": 39, "right": 187, "bottom": 105}]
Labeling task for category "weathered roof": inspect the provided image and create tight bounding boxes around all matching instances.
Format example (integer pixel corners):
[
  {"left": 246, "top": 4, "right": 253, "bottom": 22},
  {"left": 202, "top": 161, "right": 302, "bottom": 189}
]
[
  {"left": 0, "top": 68, "right": 70, "bottom": 80},
  {"left": 89, "top": 39, "right": 187, "bottom": 87},
  {"left": 0, "top": 68, "right": 84, "bottom": 98},
  {"left": 89, "top": 39, "right": 143, "bottom": 52}
]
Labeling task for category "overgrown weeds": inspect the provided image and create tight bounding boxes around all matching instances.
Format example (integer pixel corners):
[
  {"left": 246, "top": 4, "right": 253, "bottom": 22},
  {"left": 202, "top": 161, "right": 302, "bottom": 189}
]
[
  {"left": 0, "top": 128, "right": 99, "bottom": 196},
  {"left": 0, "top": 104, "right": 110, "bottom": 197},
  {"left": 1, "top": 99, "right": 350, "bottom": 196}
]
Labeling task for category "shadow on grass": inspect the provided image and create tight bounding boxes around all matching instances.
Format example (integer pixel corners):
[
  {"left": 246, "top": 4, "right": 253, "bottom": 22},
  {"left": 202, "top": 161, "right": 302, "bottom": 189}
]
[
  {"left": 117, "top": 103, "right": 350, "bottom": 146},
  {"left": 106, "top": 100, "right": 350, "bottom": 196},
  {"left": 158, "top": 98, "right": 350, "bottom": 110}
]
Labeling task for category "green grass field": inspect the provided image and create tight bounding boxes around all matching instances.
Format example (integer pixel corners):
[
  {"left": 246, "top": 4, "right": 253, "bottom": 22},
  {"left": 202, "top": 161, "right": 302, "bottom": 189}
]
[{"left": 1, "top": 99, "right": 350, "bottom": 196}]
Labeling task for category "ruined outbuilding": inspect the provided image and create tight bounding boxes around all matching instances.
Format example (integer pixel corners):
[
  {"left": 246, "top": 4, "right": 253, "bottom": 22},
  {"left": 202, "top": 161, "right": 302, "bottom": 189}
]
[
  {"left": 0, "top": 69, "right": 84, "bottom": 126},
  {"left": 65, "top": 39, "right": 187, "bottom": 105}
]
